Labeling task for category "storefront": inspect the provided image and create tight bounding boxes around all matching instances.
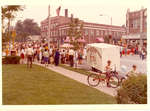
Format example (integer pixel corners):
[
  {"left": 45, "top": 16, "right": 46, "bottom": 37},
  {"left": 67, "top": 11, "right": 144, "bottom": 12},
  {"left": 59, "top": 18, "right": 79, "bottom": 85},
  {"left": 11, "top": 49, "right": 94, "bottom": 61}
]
[{"left": 122, "top": 33, "right": 147, "bottom": 46}]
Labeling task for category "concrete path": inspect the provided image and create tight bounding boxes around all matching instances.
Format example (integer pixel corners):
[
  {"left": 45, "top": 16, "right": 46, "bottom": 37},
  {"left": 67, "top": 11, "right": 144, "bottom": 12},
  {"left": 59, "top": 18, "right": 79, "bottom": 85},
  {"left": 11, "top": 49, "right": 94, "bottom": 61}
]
[{"left": 34, "top": 62, "right": 117, "bottom": 97}]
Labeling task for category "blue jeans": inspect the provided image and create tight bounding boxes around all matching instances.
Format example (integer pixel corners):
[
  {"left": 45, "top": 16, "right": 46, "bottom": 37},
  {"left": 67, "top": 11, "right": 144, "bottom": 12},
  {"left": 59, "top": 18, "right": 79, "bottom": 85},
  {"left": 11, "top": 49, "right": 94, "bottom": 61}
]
[{"left": 142, "top": 54, "right": 144, "bottom": 60}]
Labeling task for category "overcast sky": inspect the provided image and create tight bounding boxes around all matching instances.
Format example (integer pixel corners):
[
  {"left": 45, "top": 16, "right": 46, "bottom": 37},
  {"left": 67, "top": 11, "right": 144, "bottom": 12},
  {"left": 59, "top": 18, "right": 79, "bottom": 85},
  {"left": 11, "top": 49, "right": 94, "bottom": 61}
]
[{"left": 1, "top": 0, "right": 148, "bottom": 27}]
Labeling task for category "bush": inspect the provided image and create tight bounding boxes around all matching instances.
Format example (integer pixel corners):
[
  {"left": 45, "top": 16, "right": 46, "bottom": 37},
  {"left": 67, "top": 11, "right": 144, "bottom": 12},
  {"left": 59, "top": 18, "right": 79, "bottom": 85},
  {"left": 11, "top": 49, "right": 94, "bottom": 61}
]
[
  {"left": 116, "top": 74, "right": 147, "bottom": 104},
  {"left": 3, "top": 56, "right": 21, "bottom": 64}
]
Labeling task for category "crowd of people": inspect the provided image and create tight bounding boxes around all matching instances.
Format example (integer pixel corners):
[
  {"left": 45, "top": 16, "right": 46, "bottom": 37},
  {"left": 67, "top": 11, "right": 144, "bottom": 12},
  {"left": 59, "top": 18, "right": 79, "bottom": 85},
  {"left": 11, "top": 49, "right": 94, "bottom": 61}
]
[
  {"left": 3, "top": 41, "right": 86, "bottom": 68},
  {"left": 3, "top": 41, "right": 146, "bottom": 70},
  {"left": 119, "top": 43, "right": 147, "bottom": 60}
]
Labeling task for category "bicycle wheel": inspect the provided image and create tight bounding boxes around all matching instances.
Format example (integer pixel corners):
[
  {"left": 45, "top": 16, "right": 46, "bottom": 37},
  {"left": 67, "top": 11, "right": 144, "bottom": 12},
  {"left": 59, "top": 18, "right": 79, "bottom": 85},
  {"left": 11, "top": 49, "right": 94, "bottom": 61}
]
[
  {"left": 108, "top": 75, "right": 119, "bottom": 88},
  {"left": 87, "top": 74, "right": 100, "bottom": 87}
]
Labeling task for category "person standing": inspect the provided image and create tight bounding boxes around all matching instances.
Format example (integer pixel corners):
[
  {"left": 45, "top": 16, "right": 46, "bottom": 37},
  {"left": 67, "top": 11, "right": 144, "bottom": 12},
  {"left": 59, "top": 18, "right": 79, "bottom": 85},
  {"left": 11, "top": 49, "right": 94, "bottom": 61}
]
[
  {"left": 120, "top": 46, "right": 123, "bottom": 57},
  {"left": 61, "top": 49, "right": 65, "bottom": 64},
  {"left": 105, "top": 60, "right": 113, "bottom": 87},
  {"left": 69, "top": 48, "right": 75, "bottom": 67},
  {"left": 20, "top": 48, "right": 25, "bottom": 64},
  {"left": 54, "top": 49, "right": 60, "bottom": 66},
  {"left": 43, "top": 49, "right": 49, "bottom": 67},
  {"left": 36, "top": 47, "right": 40, "bottom": 62},
  {"left": 78, "top": 50, "right": 83, "bottom": 65},
  {"left": 74, "top": 50, "right": 78, "bottom": 68},
  {"left": 26, "top": 45, "right": 34, "bottom": 68},
  {"left": 141, "top": 48, "right": 145, "bottom": 60},
  {"left": 49, "top": 47, "right": 53, "bottom": 64},
  {"left": 39, "top": 48, "right": 42, "bottom": 63}
]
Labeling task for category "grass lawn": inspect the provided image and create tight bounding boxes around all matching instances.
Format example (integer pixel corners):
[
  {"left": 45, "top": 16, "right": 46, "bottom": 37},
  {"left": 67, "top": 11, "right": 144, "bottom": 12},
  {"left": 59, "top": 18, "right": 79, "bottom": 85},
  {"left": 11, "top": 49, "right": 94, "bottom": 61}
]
[{"left": 2, "top": 64, "right": 116, "bottom": 105}]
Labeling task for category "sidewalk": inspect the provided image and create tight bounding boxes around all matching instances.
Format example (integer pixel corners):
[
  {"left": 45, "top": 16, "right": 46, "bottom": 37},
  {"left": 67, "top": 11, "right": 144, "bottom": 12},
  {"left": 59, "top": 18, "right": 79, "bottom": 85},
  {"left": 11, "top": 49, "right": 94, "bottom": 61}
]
[{"left": 34, "top": 62, "right": 117, "bottom": 97}]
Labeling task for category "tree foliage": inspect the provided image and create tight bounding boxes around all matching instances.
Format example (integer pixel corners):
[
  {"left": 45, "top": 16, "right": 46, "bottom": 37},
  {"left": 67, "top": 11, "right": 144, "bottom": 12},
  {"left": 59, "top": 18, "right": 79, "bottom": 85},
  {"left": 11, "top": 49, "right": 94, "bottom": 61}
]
[
  {"left": 15, "top": 19, "right": 40, "bottom": 42},
  {"left": 2, "top": 5, "right": 24, "bottom": 44},
  {"left": 116, "top": 74, "right": 147, "bottom": 104},
  {"left": 68, "top": 18, "right": 84, "bottom": 50}
]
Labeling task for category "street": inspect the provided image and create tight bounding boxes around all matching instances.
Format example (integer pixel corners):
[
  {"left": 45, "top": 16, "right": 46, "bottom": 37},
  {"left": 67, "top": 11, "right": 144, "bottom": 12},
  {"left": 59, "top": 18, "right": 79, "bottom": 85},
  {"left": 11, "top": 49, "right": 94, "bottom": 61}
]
[
  {"left": 78, "top": 55, "right": 147, "bottom": 74},
  {"left": 120, "top": 55, "right": 147, "bottom": 74}
]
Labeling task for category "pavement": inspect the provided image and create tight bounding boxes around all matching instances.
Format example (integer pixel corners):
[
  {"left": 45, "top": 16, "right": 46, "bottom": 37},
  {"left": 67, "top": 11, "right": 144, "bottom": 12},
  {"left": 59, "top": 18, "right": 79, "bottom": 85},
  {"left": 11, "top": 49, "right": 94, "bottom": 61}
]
[
  {"left": 33, "top": 54, "right": 146, "bottom": 97},
  {"left": 34, "top": 62, "right": 117, "bottom": 97}
]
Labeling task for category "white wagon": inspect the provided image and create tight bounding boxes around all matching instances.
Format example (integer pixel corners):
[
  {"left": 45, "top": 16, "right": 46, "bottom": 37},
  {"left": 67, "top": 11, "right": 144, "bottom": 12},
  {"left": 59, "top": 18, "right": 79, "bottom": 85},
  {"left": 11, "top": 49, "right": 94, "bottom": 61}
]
[{"left": 86, "top": 43, "right": 120, "bottom": 72}]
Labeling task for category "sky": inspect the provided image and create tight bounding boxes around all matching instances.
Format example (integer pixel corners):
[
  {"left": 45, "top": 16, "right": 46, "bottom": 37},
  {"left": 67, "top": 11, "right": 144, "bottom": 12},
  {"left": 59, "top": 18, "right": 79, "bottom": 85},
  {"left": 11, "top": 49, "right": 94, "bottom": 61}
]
[{"left": 1, "top": 0, "right": 148, "bottom": 26}]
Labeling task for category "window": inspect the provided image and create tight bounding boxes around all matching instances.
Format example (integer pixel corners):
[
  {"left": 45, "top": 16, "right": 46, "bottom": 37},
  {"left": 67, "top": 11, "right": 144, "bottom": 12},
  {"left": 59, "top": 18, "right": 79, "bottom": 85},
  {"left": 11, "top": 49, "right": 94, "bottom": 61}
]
[
  {"left": 105, "top": 30, "right": 109, "bottom": 35},
  {"left": 85, "top": 29, "right": 88, "bottom": 36},
  {"left": 51, "top": 32, "right": 53, "bottom": 36},
  {"left": 144, "top": 18, "right": 147, "bottom": 28},
  {"left": 62, "top": 30, "right": 64, "bottom": 35},
  {"left": 101, "top": 30, "right": 104, "bottom": 36},
  {"left": 103, "top": 30, "right": 105, "bottom": 36},
  {"left": 54, "top": 31, "right": 56, "bottom": 36},
  {"left": 91, "top": 29, "right": 94, "bottom": 36},
  {"left": 96, "top": 30, "right": 99, "bottom": 36},
  {"left": 132, "top": 19, "right": 140, "bottom": 29}
]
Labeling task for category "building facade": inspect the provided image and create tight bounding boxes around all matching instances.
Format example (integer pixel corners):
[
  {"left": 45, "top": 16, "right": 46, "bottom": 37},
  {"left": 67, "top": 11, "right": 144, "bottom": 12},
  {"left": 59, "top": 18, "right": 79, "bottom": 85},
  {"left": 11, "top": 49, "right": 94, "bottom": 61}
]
[
  {"left": 123, "top": 8, "right": 147, "bottom": 46},
  {"left": 40, "top": 10, "right": 126, "bottom": 46}
]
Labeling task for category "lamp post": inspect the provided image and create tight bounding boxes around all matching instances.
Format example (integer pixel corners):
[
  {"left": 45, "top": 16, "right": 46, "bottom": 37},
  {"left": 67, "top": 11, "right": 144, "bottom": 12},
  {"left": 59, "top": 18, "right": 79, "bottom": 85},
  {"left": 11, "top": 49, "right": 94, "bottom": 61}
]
[
  {"left": 99, "top": 14, "right": 112, "bottom": 26},
  {"left": 140, "top": 8, "right": 143, "bottom": 48},
  {"left": 99, "top": 14, "right": 112, "bottom": 44}
]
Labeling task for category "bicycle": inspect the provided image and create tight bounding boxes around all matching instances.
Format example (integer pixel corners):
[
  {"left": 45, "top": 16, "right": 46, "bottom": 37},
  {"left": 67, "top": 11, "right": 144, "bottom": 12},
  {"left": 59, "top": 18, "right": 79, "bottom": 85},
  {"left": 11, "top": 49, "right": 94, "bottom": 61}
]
[{"left": 87, "top": 66, "right": 121, "bottom": 88}]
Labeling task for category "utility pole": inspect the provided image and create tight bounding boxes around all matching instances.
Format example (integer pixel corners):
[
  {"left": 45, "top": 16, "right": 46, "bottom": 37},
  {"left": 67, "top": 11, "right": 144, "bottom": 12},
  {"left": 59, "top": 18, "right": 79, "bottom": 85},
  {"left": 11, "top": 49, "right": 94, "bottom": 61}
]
[
  {"left": 140, "top": 8, "right": 143, "bottom": 48},
  {"left": 48, "top": 5, "right": 51, "bottom": 49},
  {"left": 100, "top": 14, "right": 112, "bottom": 44}
]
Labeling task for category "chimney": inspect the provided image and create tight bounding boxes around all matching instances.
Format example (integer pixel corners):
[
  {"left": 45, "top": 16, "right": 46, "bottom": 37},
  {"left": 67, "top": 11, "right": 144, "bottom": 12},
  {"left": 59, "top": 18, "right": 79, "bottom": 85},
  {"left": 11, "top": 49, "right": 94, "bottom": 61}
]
[{"left": 65, "top": 9, "right": 68, "bottom": 17}]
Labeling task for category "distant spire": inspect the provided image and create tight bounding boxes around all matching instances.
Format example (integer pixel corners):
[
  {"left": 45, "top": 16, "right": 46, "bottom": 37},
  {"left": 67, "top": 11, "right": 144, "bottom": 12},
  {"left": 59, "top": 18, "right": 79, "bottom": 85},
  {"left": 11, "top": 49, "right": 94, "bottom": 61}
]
[{"left": 48, "top": 5, "right": 50, "bottom": 17}]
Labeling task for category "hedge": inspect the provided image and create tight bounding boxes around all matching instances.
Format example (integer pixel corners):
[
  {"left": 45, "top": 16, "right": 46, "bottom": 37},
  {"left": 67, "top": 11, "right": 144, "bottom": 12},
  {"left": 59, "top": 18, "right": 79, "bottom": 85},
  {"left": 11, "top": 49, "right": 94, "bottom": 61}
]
[
  {"left": 116, "top": 74, "right": 147, "bottom": 104},
  {"left": 3, "top": 56, "right": 21, "bottom": 64}
]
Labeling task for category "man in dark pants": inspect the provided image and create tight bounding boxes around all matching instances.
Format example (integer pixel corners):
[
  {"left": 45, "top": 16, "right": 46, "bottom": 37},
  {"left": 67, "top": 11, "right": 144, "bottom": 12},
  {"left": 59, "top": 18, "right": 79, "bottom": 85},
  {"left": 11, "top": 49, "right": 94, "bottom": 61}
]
[
  {"left": 69, "top": 48, "right": 74, "bottom": 67},
  {"left": 54, "top": 49, "right": 60, "bottom": 66},
  {"left": 26, "top": 45, "right": 33, "bottom": 68}
]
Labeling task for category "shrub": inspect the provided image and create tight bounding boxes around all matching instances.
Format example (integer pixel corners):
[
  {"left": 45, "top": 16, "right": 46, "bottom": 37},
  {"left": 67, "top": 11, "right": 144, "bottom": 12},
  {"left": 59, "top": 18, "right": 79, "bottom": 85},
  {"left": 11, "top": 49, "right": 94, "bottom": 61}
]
[
  {"left": 116, "top": 74, "right": 147, "bottom": 104},
  {"left": 3, "top": 56, "right": 21, "bottom": 64}
]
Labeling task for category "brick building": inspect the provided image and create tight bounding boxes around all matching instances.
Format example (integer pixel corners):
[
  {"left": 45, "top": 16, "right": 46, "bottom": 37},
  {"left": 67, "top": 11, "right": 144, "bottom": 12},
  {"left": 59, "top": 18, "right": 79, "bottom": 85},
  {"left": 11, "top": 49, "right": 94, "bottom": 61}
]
[
  {"left": 123, "top": 8, "right": 147, "bottom": 46},
  {"left": 40, "top": 9, "right": 126, "bottom": 46}
]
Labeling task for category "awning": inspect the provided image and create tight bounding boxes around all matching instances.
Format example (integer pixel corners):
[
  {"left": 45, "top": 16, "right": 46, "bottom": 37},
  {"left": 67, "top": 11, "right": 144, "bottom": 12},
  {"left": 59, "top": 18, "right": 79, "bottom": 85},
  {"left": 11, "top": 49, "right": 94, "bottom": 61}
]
[
  {"left": 60, "top": 43, "right": 74, "bottom": 48},
  {"left": 96, "top": 37, "right": 104, "bottom": 42},
  {"left": 122, "top": 33, "right": 147, "bottom": 40},
  {"left": 77, "top": 38, "right": 86, "bottom": 43}
]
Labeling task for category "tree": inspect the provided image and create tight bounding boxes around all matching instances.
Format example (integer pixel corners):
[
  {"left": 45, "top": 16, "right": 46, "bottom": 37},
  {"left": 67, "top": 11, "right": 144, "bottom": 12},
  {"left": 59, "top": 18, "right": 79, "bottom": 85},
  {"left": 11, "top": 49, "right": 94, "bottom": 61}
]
[
  {"left": 15, "top": 19, "right": 40, "bottom": 42},
  {"left": 15, "top": 20, "right": 27, "bottom": 42},
  {"left": 23, "top": 19, "right": 40, "bottom": 35},
  {"left": 2, "top": 5, "right": 24, "bottom": 45},
  {"left": 68, "top": 18, "right": 84, "bottom": 50}
]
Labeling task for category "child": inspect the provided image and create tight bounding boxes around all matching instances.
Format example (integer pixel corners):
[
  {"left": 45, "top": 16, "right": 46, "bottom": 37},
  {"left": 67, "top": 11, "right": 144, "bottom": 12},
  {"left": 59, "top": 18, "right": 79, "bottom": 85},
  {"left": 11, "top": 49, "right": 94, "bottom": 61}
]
[
  {"left": 105, "top": 60, "right": 112, "bottom": 87},
  {"left": 43, "top": 49, "right": 49, "bottom": 67},
  {"left": 126, "top": 65, "right": 138, "bottom": 77}
]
